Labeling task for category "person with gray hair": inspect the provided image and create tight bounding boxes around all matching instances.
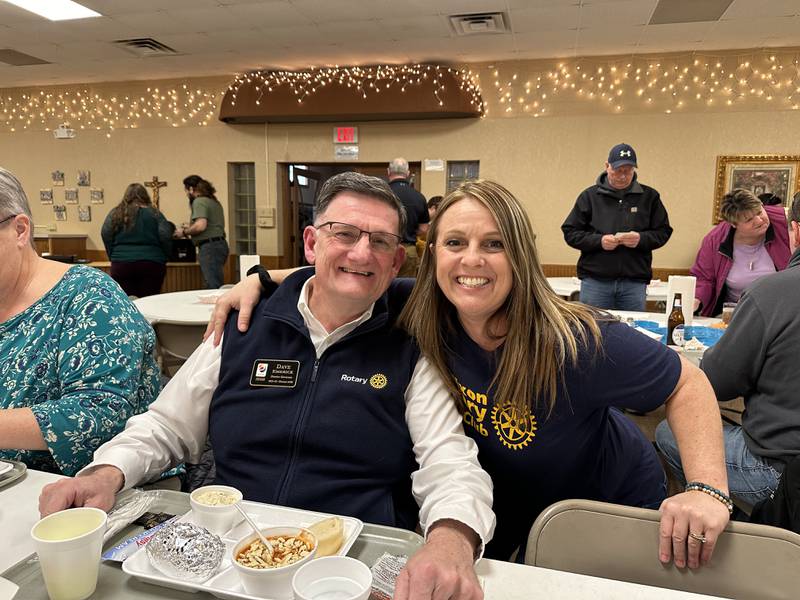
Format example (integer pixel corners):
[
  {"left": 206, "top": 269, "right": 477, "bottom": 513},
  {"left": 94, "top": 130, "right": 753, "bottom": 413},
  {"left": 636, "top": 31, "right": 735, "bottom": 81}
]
[
  {"left": 388, "top": 157, "right": 429, "bottom": 277},
  {"left": 40, "top": 171, "right": 494, "bottom": 600},
  {"left": 657, "top": 191, "right": 800, "bottom": 509},
  {"left": 690, "top": 188, "right": 791, "bottom": 316},
  {"left": 0, "top": 166, "right": 159, "bottom": 475}
]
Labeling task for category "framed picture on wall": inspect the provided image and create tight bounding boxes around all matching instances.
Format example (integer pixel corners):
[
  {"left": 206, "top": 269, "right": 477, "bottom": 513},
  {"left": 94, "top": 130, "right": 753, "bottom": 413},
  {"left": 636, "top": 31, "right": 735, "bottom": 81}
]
[
  {"left": 713, "top": 154, "right": 800, "bottom": 222},
  {"left": 78, "top": 206, "right": 91, "bottom": 222},
  {"left": 40, "top": 189, "right": 53, "bottom": 204},
  {"left": 51, "top": 170, "right": 65, "bottom": 186},
  {"left": 90, "top": 188, "right": 104, "bottom": 204},
  {"left": 64, "top": 188, "right": 79, "bottom": 204},
  {"left": 53, "top": 205, "right": 67, "bottom": 221},
  {"left": 77, "top": 170, "right": 91, "bottom": 186}
]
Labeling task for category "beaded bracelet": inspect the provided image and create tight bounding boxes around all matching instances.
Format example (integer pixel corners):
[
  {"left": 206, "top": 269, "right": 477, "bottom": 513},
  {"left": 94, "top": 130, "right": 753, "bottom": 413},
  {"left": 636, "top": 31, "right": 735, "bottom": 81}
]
[{"left": 685, "top": 481, "right": 734, "bottom": 514}]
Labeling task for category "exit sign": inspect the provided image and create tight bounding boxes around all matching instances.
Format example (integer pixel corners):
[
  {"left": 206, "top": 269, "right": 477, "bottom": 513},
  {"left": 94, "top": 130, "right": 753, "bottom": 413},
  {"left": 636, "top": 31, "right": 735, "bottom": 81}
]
[{"left": 333, "top": 126, "right": 358, "bottom": 144}]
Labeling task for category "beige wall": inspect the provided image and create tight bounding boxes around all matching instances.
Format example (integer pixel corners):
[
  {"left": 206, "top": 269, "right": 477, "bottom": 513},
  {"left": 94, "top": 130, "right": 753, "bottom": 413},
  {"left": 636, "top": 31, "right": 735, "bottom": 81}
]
[
  {"left": 1, "top": 75, "right": 798, "bottom": 268},
  {"left": 265, "top": 110, "right": 799, "bottom": 267}
]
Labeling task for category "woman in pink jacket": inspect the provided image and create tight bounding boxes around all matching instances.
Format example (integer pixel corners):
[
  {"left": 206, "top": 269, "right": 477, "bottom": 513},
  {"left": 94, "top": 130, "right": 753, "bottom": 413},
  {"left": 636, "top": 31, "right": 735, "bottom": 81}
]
[{"left": 691, "top": 189, "right": 790, "bottom": 316}]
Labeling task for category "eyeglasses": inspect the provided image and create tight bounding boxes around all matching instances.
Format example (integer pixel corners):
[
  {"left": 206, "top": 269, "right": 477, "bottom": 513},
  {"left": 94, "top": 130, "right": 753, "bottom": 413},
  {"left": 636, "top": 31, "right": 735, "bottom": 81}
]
[
  {"left": 0, "top": 214, "right": 18, "bottom": 226},
  {"left": 316, "top": 221, "right": 401, "bottom": 254}
]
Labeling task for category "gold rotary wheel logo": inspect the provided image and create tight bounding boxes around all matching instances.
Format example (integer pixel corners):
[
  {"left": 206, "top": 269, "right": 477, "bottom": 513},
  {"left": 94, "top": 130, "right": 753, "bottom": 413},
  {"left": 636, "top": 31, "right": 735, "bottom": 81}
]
[
  {"left": 491, "top": 404, "right": 537, "bottom": 450},
  {"left": 369, "top": 373, "right": 388, "bottom": 389}
]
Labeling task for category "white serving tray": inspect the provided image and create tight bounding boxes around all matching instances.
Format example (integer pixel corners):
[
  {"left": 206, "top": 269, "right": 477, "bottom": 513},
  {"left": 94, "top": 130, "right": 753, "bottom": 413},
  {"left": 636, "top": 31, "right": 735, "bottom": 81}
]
[{"left": 122, "top": 500, "right": 363, "bottom": 599}]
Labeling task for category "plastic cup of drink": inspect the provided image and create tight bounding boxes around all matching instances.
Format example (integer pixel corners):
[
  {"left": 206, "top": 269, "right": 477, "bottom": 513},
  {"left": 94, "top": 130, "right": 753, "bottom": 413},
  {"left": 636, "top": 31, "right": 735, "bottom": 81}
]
[
  {"left": 721, "top": 302, "right": 736, "bottom": 325},
  {"left": 31, "top": 507, "right": 108, "bottom": 600},
  {"left": 292, "top": 556, "right": 372, "bottom": 600}
]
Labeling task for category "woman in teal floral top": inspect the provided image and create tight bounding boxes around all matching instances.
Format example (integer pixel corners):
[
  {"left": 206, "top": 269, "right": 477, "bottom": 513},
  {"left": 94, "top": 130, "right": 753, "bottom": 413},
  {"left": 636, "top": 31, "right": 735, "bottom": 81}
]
[{"left": 0, "top": 167, "right": 159, "bottom": 476}]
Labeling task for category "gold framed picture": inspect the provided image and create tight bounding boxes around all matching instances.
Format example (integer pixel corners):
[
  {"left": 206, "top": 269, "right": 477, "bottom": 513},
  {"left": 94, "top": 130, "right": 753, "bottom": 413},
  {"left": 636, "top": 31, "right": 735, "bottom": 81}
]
[{"left": 713, "top": 154, "right": 800, "bottom": 222}]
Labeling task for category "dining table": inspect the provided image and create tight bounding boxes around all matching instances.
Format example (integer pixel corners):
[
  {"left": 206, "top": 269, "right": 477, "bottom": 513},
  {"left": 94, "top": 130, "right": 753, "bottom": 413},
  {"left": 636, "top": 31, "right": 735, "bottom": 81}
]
[
  {"left": 132, "top": 289, "right": 224, "bottom": 325},
  {"left": 0, "top": 467, "right": 727, "bottom": 600},
  {"left": 547, "top": 277, "right": 669, "bottom": 302}
]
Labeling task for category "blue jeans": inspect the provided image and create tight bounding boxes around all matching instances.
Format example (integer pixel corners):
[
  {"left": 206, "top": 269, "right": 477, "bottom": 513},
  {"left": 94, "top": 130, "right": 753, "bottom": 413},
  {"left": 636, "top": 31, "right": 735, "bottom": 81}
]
[
  {"left": 655, "top": 420, "right": 782, "bottom": 507},
  {"left": 579, "top": 277, "right": 646, "bottom": 311},
  {"left": 198, "top": 239, "right": 229, "bottom": 289}
]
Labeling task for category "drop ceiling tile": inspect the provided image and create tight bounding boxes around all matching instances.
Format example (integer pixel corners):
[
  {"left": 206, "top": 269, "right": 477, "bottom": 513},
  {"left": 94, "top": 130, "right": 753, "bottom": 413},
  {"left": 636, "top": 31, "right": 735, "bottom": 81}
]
[
  {"left": 513, "top": 30, "right": 578, "bottom": 54},
  {"left": 111, "top": 11, "right": 186, "bottom": 36},
  {"left": 377, "top": 15, "right": 451, "bottom": 39},
  {"left": 579, "top": 1, "right": 657, "bottom": 27},
  {"left": 222, "top": 2, "right": 311, "bottom": 29},
  {"left": 721, "top": 0, "right": 800, "bottom": 19},
  {"left": 81, "top": 0, "right": 220, "bottom": 17},
  {"left": 577, "top": 24, "right": 645, "bottom": 46},
  {"left": 511, "top": 5, "right": 580, "bottom": 33},
  {"left": 164, "top": 7, "right": 245, "bottom": 32}
]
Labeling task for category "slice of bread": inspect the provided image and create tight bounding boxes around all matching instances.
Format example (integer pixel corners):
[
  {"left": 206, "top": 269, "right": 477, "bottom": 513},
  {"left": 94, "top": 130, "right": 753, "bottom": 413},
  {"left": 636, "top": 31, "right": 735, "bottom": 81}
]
[{"left": 308, "top": 516, "right": 344, "bottom": 557}]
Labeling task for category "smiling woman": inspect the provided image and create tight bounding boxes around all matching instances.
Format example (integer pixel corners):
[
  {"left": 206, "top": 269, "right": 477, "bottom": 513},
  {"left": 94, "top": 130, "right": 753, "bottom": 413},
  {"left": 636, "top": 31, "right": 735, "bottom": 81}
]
[{"left": 399, "top": 179, "right": 732, "bottom": 564}]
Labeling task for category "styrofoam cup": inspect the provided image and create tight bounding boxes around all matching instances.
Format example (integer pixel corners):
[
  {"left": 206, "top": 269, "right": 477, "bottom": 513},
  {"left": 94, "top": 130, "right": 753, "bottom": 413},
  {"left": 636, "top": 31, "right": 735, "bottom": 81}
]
[
  {"left": 292, "top": 556, "right": 372, "bottom": 600},
  {"left": 31, "top": 507, "right": 108, "bottom": 600}
]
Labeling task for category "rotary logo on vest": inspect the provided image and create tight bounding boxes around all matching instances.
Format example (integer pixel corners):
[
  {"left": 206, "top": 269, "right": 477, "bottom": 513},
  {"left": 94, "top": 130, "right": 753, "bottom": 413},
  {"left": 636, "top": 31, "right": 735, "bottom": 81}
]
[{"left": 340, "top": 373, "right": 388, "bottom": 389}]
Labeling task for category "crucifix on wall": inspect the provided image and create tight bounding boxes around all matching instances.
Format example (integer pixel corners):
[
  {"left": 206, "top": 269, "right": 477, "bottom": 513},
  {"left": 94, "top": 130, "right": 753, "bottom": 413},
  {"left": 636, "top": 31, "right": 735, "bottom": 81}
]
[{"left": 145, "top": 175, "right": 167, "bottom": 209}]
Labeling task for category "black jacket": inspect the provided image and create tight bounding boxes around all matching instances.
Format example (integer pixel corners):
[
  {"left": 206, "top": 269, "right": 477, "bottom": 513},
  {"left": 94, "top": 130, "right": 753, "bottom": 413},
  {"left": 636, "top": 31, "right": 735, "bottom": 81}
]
[
  {"left": 561, "top": 173, "right": 673, "bottom": 282},
  {"left": 210, "top": 269, "right": 421, "bottom": 529},
  {"left": 389, "top": 178, "right": 429, "bottom": 243}
]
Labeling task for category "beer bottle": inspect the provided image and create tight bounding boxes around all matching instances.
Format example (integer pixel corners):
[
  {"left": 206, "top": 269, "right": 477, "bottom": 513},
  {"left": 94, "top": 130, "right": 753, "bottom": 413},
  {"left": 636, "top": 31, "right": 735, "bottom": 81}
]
[{"left": 667, "top": 293, "right": 685, "bottom": 347}]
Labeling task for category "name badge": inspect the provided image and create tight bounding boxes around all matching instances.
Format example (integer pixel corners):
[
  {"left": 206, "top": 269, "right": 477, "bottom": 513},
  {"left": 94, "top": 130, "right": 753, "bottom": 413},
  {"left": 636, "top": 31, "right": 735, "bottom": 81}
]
[{"left": 250, "top": 359, "right": 300, "bottom": 388}]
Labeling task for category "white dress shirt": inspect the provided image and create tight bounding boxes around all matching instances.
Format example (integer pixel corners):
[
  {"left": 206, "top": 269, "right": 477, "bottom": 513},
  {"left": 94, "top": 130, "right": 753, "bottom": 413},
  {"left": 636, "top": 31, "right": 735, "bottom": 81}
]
[{"left": 89, "top": 277, "right": 495, "bottom": 550}]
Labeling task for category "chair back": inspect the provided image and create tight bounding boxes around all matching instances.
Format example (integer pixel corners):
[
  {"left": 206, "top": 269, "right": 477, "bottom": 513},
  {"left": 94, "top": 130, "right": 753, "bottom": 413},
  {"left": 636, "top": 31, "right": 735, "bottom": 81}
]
[
  {"left": 526, "top": 499, "right": 800, "bottom": 600},
  {"left": 153, "top": 322, "right": 206, "bottom": 375}
]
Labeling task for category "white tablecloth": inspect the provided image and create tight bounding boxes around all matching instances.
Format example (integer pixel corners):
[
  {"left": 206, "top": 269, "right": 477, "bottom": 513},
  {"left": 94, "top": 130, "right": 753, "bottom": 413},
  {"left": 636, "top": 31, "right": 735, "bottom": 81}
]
[
  {"left": 1, "top": 471, "right": 725, "bottom": 598},
  {"left": 547, "top": 277, "right": 669, "bottom": 302},
  {"left": 133, "top": 289, "right": 221, "bottom": 325}
]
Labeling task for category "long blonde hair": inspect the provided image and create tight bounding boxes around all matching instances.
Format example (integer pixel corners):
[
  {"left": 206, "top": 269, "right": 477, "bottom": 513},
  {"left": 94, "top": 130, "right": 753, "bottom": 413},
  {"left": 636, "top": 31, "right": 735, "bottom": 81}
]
[{"left": 400, "top": 179, "right": 604, "bottom": 416}]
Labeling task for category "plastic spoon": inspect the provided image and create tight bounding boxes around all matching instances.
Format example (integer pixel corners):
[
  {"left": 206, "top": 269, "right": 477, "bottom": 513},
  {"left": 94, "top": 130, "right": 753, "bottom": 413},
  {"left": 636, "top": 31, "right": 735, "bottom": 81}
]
[{"left": 234, "top": 504, "right": 274, "bottom": 557}]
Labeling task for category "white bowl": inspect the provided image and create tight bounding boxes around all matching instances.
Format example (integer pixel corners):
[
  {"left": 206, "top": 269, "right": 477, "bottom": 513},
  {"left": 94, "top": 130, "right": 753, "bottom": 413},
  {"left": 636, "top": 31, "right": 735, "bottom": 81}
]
[
  {"left": 231, "top": 527, "right": 317, "bottom": 600},
  {"left": 292, "top": 556, "right": 372, "bottom": 600},
  {"left": 189, "top": 485, "right": 243, "bottom": 535}
]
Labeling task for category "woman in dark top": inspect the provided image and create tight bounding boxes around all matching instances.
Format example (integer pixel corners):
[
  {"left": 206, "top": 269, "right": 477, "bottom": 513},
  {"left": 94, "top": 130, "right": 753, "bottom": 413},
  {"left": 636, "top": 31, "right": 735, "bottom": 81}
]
[{"left": 101, "top": 183, "right": 172, "bottom": 297}]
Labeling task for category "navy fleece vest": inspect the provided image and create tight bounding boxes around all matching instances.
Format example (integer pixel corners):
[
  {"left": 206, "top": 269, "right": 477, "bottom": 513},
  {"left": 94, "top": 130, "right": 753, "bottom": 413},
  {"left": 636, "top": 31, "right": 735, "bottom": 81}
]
[{"left": 209, "top": 269, "right": 421, "bottom": 529}]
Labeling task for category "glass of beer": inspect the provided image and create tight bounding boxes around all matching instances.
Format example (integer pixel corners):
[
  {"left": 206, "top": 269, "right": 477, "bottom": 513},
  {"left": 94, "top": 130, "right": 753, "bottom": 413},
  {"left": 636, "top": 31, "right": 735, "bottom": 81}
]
[{"left": 721, "top": 302, "right": 736, "bottom": 325}]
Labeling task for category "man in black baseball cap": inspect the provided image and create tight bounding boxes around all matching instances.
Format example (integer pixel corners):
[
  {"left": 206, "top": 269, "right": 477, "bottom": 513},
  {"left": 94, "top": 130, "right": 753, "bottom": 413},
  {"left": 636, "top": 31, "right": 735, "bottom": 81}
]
[{"left": 562, "top": 143, "right": 673, "bottom": 310}]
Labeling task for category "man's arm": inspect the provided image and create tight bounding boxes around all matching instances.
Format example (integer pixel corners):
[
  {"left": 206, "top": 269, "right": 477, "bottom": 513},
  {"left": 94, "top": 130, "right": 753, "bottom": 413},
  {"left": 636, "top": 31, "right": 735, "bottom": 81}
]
[
  {"left": 659, "top": 357, "right": 730, "bottom": 570},
  {"left": 700, "top": 291, "right": 767, "bottom": 401},
  {"left": 561, "top": 193, "right": 603, "bottom": 251},
  {"left": 636, "top": 193, "right": 673, "bottom": 250},
  {"left": 395, "top": 357, "right": 494, "bottom": 600},
  {"left": 39, "top": 339, "right": 222, "bottom": 516}
]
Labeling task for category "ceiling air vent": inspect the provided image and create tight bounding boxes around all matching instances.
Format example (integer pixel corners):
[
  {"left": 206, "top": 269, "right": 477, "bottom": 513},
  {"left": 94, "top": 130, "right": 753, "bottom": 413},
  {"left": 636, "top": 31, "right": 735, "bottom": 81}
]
[
  {"left": 449, "top": 12, "right": 509, "bottom": 35},
  {"left": 113, "top": 38, "right": 178, "bottom": 58}
]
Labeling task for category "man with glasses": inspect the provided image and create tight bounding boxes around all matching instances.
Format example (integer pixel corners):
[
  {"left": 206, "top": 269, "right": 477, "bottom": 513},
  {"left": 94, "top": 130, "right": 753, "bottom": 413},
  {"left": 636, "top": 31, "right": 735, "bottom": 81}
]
[{"left": 40, "top": 172, "right": 494, "bottom": 600}]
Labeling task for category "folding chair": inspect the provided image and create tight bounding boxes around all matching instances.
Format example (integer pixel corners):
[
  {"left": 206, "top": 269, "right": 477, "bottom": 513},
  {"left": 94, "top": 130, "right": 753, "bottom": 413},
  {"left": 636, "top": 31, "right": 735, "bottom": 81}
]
[
  {"left": 526, "top": 498, "right": 800, "bottom": 600},
  {"left": 153, "top": 322, "right": 207, "bottom": 376}
]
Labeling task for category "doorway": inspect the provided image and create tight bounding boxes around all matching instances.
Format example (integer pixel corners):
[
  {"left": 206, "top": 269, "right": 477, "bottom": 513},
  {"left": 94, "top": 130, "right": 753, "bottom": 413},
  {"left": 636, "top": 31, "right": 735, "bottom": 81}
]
[{"left": 278, "top": 162, "right": 422, "bottom": 268}]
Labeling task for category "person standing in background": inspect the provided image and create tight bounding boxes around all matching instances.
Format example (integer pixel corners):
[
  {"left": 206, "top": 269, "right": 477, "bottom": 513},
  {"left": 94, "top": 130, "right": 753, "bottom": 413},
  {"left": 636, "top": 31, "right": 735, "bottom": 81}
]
[
  {"left": 175, "top": 177, "right": 228, "bottom": 288},
  {"left": 562, "top": 143, "right": 673, "bottom": 311},
  {"left": 101, "top": 183, "right": 172, "bottom": 297},
  {"left": 388, "top": 157, "right": 429, "bottom": 277}
]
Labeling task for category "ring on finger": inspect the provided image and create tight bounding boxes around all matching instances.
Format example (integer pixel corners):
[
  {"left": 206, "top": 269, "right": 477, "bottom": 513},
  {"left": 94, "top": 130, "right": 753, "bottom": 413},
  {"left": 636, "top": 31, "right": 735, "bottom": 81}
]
[{"left": 688, "top": 532, "right": 707, "bottom": 544}]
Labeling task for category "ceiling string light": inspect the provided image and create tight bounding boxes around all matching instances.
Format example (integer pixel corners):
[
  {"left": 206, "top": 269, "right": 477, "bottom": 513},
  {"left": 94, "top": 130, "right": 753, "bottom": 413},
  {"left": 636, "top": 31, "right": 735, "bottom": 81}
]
[
  {"left": 225, "top": 64, "right": 484, "bottom": 114},
  {"left": 1, "top": 49, "right": 799, "bottom": 135},
  {"left": 481, "top": 47, "right": 800, "bottom": 117},
  {"left": 0, "top": 83, "right": 221, "bottom": 137}
]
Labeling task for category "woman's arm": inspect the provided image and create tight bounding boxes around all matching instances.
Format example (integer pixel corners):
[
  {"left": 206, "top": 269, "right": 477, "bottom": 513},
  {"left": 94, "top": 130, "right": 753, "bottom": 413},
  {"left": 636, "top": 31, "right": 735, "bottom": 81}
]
[
  {"left": 658, "top": 356, "right": 730, "bottom": 569},
  {"left": 0, "top": 408, "right": 47, "bottom": 450}
]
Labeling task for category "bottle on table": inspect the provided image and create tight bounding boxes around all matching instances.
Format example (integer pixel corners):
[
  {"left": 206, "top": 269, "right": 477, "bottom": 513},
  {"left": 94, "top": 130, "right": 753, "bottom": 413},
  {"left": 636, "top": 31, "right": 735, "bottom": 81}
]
[{"left": 667, "top": 292, "right": 685, "bottom": 347}]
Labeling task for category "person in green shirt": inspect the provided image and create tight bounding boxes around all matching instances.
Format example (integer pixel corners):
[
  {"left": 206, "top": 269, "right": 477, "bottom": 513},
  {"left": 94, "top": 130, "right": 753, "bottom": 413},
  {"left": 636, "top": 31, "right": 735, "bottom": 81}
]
[
  {"left": 177, "top": 178, "right": 228, "bottom": 288},
  {"left": 101, "top": 183, "right": 172, "bottom": 297}
]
